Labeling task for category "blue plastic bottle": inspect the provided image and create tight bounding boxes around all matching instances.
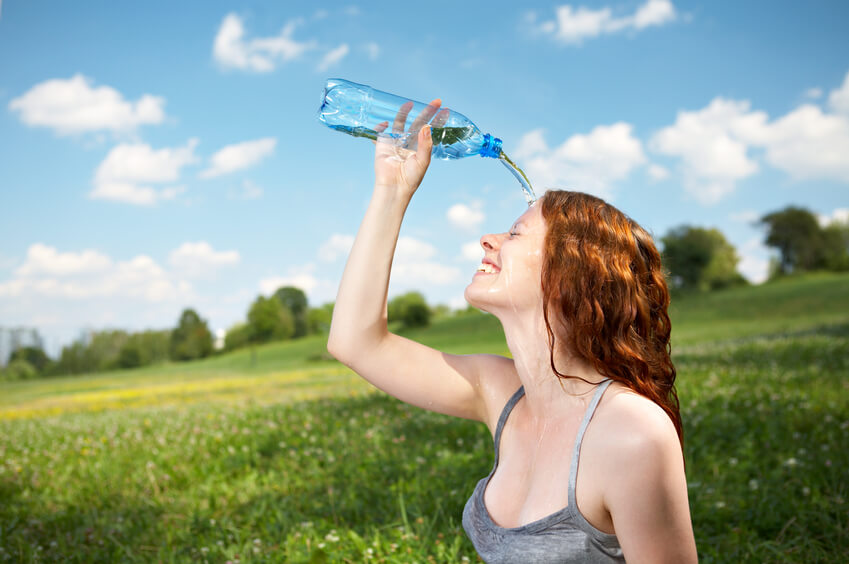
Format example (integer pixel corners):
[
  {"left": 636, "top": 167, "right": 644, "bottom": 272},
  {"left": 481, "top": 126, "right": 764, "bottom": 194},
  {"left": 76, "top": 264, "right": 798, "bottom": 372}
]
[{"left": 318, "top": 78, "right": 503, "bottom": 160}]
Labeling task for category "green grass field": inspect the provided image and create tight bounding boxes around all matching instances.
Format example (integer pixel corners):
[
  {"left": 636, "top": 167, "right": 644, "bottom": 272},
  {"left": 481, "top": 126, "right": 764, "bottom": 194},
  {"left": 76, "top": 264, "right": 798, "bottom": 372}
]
[{"left": 1, "top": 273, "right": 848, "bottom": 562}]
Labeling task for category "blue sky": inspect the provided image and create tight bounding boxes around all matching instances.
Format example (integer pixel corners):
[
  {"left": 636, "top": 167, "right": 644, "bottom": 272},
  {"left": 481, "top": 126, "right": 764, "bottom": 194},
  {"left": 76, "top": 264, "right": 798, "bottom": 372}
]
[{"left": 1, "top": 0, "right": 848, "bottom": 355}]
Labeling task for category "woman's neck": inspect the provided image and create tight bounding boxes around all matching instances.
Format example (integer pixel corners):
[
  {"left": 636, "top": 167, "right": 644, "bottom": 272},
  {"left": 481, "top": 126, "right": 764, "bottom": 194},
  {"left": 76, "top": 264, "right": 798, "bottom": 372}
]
[{"left": 498, "top": 306, "right": 607, "bottom": 419}]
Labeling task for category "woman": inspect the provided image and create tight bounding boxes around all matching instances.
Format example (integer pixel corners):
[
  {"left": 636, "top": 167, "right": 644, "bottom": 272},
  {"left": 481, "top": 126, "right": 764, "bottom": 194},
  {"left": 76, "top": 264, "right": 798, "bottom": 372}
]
[{"left": 327, "top": 100, "right": 698, "bottom": 563}]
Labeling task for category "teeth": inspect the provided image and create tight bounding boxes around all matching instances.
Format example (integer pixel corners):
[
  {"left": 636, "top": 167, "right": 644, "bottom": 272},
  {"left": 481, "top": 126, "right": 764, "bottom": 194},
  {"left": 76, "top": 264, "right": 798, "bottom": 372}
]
[{"left": 477, "top": 263, "right": 497, "bottom": 274}]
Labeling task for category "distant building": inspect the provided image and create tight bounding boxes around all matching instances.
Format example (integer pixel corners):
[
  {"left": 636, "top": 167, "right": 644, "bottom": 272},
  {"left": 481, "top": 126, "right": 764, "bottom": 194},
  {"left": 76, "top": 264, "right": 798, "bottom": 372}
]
[{"left": 0, "top": 327, "right": 45, "bottom": 366}]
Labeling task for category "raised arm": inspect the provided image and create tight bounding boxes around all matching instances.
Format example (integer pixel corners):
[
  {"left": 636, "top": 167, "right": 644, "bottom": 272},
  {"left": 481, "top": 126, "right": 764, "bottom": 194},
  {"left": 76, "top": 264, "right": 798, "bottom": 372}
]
[{"left": 327, "top": 100, "right": 507, "bottom": 423}]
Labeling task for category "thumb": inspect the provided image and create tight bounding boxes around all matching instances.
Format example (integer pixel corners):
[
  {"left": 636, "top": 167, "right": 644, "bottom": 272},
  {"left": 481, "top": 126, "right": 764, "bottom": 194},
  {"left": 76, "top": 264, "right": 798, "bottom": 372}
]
[{"left": 416, "top": 124, "right": 433, "bottom": 167}]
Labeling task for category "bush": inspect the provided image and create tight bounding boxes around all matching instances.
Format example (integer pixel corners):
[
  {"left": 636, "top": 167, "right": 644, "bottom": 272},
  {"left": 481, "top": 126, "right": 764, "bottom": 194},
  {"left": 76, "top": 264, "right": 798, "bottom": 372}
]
[{"left": 1, "top": 359, "right": 37, "bottom": 381}]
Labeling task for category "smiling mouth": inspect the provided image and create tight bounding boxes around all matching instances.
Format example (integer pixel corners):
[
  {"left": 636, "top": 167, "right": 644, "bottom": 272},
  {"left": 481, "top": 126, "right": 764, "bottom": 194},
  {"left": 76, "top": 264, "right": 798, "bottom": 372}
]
[{"left": 476, "top": 262, "right": 499, "bottom": 274}]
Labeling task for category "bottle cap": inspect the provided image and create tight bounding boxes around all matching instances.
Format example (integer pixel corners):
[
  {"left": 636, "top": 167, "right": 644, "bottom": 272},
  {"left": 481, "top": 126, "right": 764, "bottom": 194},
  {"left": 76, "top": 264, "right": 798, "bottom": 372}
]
[{"left": 480, "top": 134, "right": 503, "bottom": 159}]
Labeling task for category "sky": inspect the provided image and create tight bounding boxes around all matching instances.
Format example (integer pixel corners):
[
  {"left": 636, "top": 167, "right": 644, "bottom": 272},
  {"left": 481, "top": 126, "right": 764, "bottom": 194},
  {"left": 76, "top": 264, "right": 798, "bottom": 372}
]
[{"left": 1, "top": 0, "right": 848, "bottom": 356}]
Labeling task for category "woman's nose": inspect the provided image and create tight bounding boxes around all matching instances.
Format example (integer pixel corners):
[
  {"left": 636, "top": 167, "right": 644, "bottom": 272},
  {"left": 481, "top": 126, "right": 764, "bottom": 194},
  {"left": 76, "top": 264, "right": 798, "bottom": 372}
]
[{"left": 480, "top": 233, "right": 498, "bottom": 251}]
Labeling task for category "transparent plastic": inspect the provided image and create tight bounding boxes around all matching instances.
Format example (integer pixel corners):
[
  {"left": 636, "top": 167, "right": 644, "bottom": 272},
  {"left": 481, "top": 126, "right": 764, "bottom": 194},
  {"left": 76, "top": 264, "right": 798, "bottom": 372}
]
[{"left": 318, "top": 78, "right": 503, "bottom": 160}]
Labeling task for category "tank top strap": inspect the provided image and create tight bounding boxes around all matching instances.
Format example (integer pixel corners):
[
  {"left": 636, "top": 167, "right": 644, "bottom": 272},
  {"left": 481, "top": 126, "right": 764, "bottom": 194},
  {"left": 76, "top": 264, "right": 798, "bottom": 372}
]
[
  {"left": 567, "top": 378, "right": 613, "bottom": 508},
  {"left": 492, "top": 386, "right": 525, "bottom": 467}
]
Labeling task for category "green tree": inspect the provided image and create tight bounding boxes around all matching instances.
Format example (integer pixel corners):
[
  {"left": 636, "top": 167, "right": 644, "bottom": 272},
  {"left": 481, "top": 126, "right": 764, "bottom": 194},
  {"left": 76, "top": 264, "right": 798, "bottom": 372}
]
[
  {"left": 247, "top": 296, "right": 294, "bottom": 343},
  {"left": 224, "top": 322, "right": 252, "bottom": 351},
  {"left": 661, "top": 226, "right": 746, "bottom": 291},
  {"left": 307, "top": 302, "right": 335, "bottom": 335},
  {"left": 822, "top": 222, "right": 849, "bottom": 271},
  {"left": 170, "top": 309, "right": 213, "bottom": 361},
  {"left": 9, "top": 346, "right": 51, "bottom": 375},
  {"left": 388, "top": 291, "right": 432, "bottom": 329},
  {"left": 1, "top": 359, "right": 37, "bottom": 381},
  {"left": 760, "top": 206, "right": 848, "bottom": 276},
  {"left": 274, "top": 286, "right": 309, "bottom": 338},
  {"left": 52, "top": 341, "right": 97, "bottom": 376}
]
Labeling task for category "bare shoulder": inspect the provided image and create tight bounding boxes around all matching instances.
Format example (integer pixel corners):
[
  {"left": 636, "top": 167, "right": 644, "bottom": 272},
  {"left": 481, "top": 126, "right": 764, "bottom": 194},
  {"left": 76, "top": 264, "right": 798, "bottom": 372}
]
[{"left": 594, "top": 383, "right": 682, "bottom": 464}]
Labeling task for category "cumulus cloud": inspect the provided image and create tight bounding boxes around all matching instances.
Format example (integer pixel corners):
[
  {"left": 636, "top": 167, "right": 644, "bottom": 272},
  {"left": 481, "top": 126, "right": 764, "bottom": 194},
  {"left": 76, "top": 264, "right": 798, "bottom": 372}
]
[
  {"left": 229, "top": 179, "right": 264, "bottom": 200},
  {"left": 395, "top": 237, "right": 438, "bottom": 261},
  {"left": 259, "top": 264, "right": 335, "bottom": 303},
  {"left": 737, "top": 238, "right": 771, "bottom": 284},
  {"left": 213, "top": 13, "right": 316, "bottom": 72},
  {"left": 8, "top": 74, "right": 165, "bottom": 135},
  {"left": 461, "top": 241, "right": 483, "bottom": 262},
  {"left": 317, "top": 44, "right": 349, "bottom": 72},
  {"left": 90, "top": 139, "right": 198, "bottom": 205},
  {"left": 364, "top": 42, "right": 380, "bottom": 60},
  {"left": 0, "top": 244, "right": 189, "bottom": 302},
  {"left": 446, "top": 202, "right": 485, "bottom": 231},
  {"left": 200, "top": 137, "right": 276, "bottom": 178},
  {"left": 514, "top": 123, "right": 646, "bottom": 198},
  {"left": 318, "top": 234, "right": 355, "bottom": 262},
  {"left": 532, "top": 0, "right": 676, "bottom": 45},
  {"left": 647, "top": 163, "right": 670, "bottom": 181},
  {"left": 817, "top": 208, "right": 849, "bottom": 227},
  {"left": 652, "top": 74, "right": 849, "bottom": 204},
  {"left": 168, "top": 242, "right": 240, "bottom": 278},
  {"left": 828, "top": 70, "right": 849, "bottom": 115}
]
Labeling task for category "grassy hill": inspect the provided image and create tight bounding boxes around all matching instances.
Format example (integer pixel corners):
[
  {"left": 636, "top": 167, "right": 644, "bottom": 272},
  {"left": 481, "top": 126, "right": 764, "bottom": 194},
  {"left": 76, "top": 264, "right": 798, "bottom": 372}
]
[{"left": 1, "top": 272, "right": 848, "bottom": 562}]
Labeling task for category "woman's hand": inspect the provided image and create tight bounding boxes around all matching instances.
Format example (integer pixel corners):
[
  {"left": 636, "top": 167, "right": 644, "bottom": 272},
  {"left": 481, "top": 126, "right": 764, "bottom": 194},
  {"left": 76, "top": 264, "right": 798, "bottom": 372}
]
[{"left": 373, "top": 99, "right": 448, "bottom": 198}]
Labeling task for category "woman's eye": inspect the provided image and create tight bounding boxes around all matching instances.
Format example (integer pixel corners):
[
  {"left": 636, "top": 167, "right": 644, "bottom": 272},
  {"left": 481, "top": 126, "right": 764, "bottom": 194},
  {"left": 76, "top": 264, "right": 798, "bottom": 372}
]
[{"left": 509, "top": 231, "right": 518, "bottom": 238}]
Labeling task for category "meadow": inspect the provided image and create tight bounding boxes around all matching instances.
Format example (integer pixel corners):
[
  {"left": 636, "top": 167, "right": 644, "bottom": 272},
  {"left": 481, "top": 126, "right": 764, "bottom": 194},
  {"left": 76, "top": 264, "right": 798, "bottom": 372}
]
[{"left": 1, "top": 273, "right": 848, "bottom": 563}]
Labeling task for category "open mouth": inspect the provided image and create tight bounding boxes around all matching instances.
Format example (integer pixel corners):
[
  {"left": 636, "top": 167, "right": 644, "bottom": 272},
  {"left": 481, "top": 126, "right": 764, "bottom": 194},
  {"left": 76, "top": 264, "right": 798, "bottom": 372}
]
[{"left": 476, "top": 262, "right": 499, "bottom": 274}]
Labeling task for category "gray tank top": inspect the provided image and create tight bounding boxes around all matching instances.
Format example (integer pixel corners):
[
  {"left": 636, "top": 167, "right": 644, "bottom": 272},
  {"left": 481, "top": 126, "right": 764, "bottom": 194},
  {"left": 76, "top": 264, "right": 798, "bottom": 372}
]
[{"left": 462, "top": 379, "right": 625, "bottom": 563}]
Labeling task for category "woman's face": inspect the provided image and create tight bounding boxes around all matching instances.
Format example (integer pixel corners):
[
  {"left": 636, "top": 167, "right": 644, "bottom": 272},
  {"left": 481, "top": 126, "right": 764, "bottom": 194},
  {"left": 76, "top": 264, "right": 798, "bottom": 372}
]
[{"left": 464, "top": 201, "right": 546, "bottom": 316}]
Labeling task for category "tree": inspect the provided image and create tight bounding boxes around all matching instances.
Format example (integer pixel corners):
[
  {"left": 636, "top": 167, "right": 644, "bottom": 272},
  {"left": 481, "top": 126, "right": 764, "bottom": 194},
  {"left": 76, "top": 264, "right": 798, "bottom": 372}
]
[
  {"left": 170, "top": 309, "right": 213, "bottom": 361},
  {"left": 274, "top": 286, "right": 309, "bottom": 338},
  {"left": 1, "top": 359, "right": 37, "bottom": 382},
  {"left": 661, "top": 226, "right": 746, "bottom": 291},
  {"left": 224, "top": 322, "right": 252, "bottom": 351},
  {"left": 759, "top": 206, "right": 849, "bottom": 276},
  {"left": 247, "top": 296, "right": 294, "bottom": 343},
  {"left": 307, "top": 302, "right": 335, "bottom": 335},
  {"left": 388, "top": 291, "right": 432, "bottom": 329},
  {"left": 9, "top": 346, "right": 51, "bottom": 374}
]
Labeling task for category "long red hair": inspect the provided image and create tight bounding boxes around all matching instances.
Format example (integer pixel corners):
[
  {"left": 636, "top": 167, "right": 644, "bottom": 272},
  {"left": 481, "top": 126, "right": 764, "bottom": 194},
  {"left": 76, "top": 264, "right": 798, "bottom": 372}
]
[{"left": 539, "top": 191, "right": 683, "bottom": 448}]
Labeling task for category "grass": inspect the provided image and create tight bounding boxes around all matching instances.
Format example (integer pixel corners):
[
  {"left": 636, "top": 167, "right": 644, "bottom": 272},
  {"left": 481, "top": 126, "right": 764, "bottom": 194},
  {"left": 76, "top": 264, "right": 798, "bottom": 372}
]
[{"left": 1, "top": 272, "right": 848, "bottom": 562}]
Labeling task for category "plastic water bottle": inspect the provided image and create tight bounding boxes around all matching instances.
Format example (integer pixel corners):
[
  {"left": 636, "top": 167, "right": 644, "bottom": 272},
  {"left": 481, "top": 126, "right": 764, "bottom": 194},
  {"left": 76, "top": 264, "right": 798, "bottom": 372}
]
[{"left": 317, "top": 78, "right": 503, "bottom": 160}]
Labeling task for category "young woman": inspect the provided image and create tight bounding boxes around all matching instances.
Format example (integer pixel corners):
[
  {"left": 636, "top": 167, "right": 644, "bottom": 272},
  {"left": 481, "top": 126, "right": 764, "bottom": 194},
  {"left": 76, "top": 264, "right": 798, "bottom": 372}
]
[{"left": 327, "top": 100, "right": 698, "bottom": 563}]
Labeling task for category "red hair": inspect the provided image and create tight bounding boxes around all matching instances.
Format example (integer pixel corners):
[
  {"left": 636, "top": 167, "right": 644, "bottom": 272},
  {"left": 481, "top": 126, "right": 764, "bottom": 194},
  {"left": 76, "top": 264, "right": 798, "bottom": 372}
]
[{"left": 539, "top": 191, "right": 683, "bottom": 448}]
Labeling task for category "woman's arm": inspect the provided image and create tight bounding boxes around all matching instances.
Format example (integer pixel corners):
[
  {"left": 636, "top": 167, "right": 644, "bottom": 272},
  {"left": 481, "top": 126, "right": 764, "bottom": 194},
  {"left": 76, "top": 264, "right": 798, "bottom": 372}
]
[
  {"left": 327, "top": 101, "right": 504, "bottom": 423},
  {"left": 604, "top": 401, "right": 699, "bottom": 563}
]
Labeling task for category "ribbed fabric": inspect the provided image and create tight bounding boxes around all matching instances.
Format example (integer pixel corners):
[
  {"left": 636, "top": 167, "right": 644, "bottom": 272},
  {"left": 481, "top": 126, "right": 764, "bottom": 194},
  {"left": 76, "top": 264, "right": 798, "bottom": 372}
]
[{"left": 463, "top": 380, "right": 625, "bottom": 563}]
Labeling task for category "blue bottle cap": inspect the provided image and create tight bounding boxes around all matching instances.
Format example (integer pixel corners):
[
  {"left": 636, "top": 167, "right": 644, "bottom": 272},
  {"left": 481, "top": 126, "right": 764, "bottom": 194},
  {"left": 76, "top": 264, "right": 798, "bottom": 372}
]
[{"left": 479, "top": 134, "right": 503, "bottom": 159}]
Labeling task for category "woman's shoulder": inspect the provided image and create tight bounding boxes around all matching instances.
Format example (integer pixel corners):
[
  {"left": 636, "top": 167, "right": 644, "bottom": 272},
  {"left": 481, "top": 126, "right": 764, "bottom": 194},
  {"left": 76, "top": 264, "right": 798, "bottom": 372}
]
[
  {"left": 595, "top": 382, "right": 681, "bottom": 458},
  {"left": 470, "top": 354, "right": 521, "bottom": 431}
]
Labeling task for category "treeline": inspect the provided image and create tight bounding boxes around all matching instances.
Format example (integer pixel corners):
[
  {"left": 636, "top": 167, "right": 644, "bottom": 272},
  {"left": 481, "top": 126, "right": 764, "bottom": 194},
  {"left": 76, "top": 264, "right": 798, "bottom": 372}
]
[
  {"left": 662, "top": 205, "right": 848, "bottom": 292},
  {"left": 2, "top": 206, "right": 846, "bottom": 382}
]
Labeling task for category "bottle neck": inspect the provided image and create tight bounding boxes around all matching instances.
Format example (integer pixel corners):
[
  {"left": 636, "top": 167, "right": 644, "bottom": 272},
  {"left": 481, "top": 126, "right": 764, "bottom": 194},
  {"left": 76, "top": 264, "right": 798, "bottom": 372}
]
[{"left": 479, "top": 134, "right": 503, "bottom": 159}]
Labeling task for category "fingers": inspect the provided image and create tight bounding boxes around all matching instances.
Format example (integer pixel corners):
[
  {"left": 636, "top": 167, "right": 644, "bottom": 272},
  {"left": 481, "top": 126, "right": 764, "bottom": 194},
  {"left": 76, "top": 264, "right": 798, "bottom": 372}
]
[
  {"left": 431, "top": 108, "right": 449, "bottom": 129},
  {"left": 416, "top": 124, "right": 433, "bottom": 166},
  {"left": 409, "top": 98, "right": 442, "bottom": 134},
  {"left": 392, "top": 101, "right": 414, "bottom": 134}
]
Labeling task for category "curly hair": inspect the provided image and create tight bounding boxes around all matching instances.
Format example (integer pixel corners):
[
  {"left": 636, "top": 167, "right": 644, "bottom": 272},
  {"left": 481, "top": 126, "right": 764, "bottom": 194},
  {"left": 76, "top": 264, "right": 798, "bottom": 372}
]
[{"left": 539, "top": 190, "right": 683, "bottom": 448}]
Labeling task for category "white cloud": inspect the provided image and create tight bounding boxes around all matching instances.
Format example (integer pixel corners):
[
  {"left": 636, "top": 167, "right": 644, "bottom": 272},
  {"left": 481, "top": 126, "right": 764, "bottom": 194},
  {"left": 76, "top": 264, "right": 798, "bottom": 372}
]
[
  {"left": 0, "top": 244, "right": 189, "bottom": 302},
  {"left": 213, "top": 13, "right": 316, "bottom": 72},
  {"left": 8, "top": 74, "right": 165, "bottom": 135},
  {"left": 817, "top": 208, "right": 849, "bottom": 227},
  {"left": 828, "top": 70, "right": 849, "bottom": 115},
  {"left": 168, "top": 241, "right": 240, "bottom": 278},
  {"left": 729, "top": 210, "right": 760, "bottom": 224},
  {"left": 90, "top": 139, "right": 198, "bottom": 205},
  {"left": 318, "top": 234, "right": 355, "bottom": 262},
  {"left": 317, "top": 44, "right": 350, "bottom": 72},
  {"left": 391, "top": 262, "right": 462, "bottom": 286},
  {"left": 395, "top": 237, "right": 437, "bottom": 261},
  {"left": 446, "top": 202, "right": 485, "bottom": 231},
  {"left": 230, "top": 179, "right": 264, "bottom": 200},
  {"left": 651, "top": 80, "right": 849, "bottom": 203},
  {"left": 647, "top": 163, "right": 670, "bottom": 181},
  {"left": 461, "top": 241, "right": 483, "bottom": 262},
  {"left": 737, "top": 238, "right": 771, "bottom": 284},
  {"left": 804, "top": 87, "right": 823, "bottom": 100},
  {"left": 200, "top": 137, "right": 276, "bottom": 178},
  {"left": 651, "top": 98, "right": 763, "bottom": 204},
  {"left": 364, "top": 42, "right": 380, "bottom": 60},
  {"left": 533, "top": 0, "right": 676, "bottom": 45},
  {"left": 259, "top": 264, "right": 335, "bottom": 303},
  {"left": 14, "top": 244, "right": 111, "bottom": 277},
  {"left": 515, "top": 123, "right": 646, "bottom": 198}
]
